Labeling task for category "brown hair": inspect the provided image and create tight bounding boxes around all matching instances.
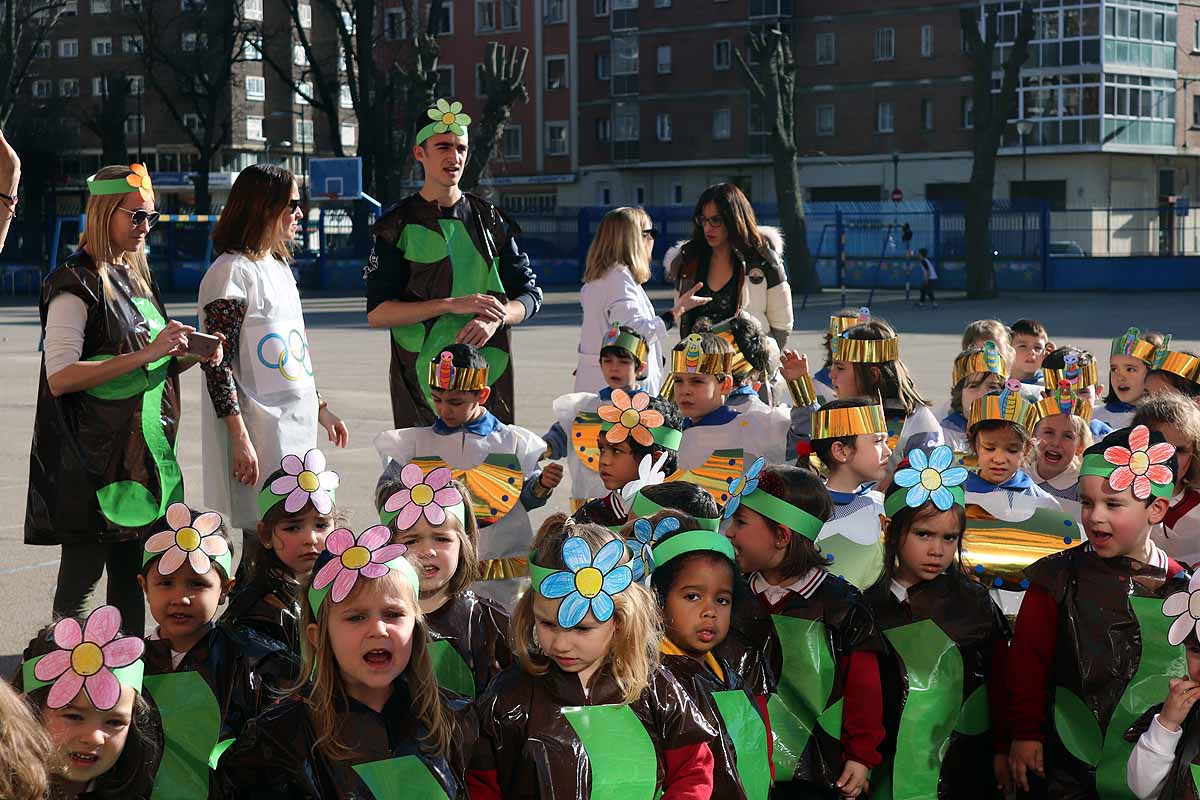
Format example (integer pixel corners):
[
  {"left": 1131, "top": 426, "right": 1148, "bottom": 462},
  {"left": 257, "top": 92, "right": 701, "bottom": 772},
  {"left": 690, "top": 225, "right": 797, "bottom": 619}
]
[
  {"left": 1010, "top": 318, "right": 1048, "bottom": 340},
  {"left": 1104, "top": 330, "right": 1168, "bottom": 404},
  {"left": 969, "top": 419, "right": 1034, "bottom": 453},
  {"left": 950, "top": 363, "right": 1005, "bottom": 414},
  {"left": 1134, "top": 392, "right": 1200, "bottom": 491},
  {"left": 961, "top": 319, "right": 1014, "bottom": 364},
  {"left": 757, "top": 465, "right": 833, "bottom": 581},
  {"left": 811, "top": 397, "right": 878, "bottom": 471},
  {"left": 378, "top": 477, "right": 481, "bottom": 597},
  {"left": 880, "top": 502, "right": 968, "bottom": 582},
  {"left": 839, "top": 319, "right": 929, "bottom": 414},
  {"left": 0, "top": 681, "right": 53, "bottom": 800},
  {"left": 682, "top": 182, "right": 766, "bottom": 264},
  {"left": 211, "top": 164, "right": 296, "bottom": 262},
  {"left": 511, "top": 514, "right": 661, "bottom": 704},
  {"left": 584, "top": 206, "right": 652, "bottom": 284},
  {"left": 79, "top": 165, "right": 154, "bottom": 301}
]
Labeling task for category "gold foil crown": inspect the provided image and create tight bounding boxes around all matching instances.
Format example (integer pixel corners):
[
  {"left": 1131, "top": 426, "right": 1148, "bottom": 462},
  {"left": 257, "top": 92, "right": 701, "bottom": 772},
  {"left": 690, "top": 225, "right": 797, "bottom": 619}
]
[
  {"left": 428, "top": 351, "right": 489, "bottom": 391},
  {"left": 1033, "top": 387, "right": 1094, "bottom": 423},
  {"left": 834, "top": 332, "right": 900, "bottom": 364},
  {"left": 968, "top": 383, "right": 1039, "bottom": 432},
  {"left": 1042, "top": 352, "right": 1099, "bottom": 391},
  {"left": 952, "top": 342, "right": 1009, "bottom": 386},
  {"left": 829, "top": 307, "right": 870, "bottom": 337},
  {"left": 1154, "top": 351, "right": 1200, "bottom": 384},
  {"left": 811, "top": 403, "right": 888, "bottom": 440},
  {"left": 671, "top": 334, "right": 733, "bottom": 375}
]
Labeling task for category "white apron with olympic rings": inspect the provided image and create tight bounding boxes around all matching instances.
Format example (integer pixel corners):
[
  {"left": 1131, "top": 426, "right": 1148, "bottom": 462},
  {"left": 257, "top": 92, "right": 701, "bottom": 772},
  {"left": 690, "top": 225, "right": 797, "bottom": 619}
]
[{"left": 199, "top": 253, "right": 319, "bottom": 529}]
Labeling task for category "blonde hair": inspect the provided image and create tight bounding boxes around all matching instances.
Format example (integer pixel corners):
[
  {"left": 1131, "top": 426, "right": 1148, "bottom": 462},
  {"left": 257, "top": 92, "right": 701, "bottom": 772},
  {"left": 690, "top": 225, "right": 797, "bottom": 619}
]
[
  {"left": 510, "top": 514, "right": 661, "bottom": 704},
  {"left": 296, "top": 569, "right": 455, "bottom": 760},
  {"left": 961, "top": 320, "right": 1015, "bottom": 366},
  {"left": 584, "top": 207, "right": 652, "bottom": 284},
  {"left": 1029, "top": 413, "right": 1093, "bottom": 474},
  {"left": 79, "top": 165, "right": 154, "bottom": 300},
  {"left": 380, "top": 478, "right": 481, "bottom": 598},
  {"left": 1134, "top": 393, "right": 1200, "bottom": 491},
  {"left": 0, "top": 682, "right": 53, "bottom": 800}
]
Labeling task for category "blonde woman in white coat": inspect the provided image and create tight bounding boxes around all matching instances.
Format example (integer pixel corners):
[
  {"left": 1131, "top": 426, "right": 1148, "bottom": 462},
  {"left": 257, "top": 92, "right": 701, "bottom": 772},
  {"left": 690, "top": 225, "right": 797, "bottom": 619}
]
[{"left": 574, "top": 206, "right": 709, "bottom": 394}]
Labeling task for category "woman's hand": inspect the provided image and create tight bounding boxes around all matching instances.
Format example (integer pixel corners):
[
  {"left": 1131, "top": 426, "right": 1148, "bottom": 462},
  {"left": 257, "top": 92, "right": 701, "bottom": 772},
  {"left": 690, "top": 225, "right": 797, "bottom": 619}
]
[
  {"left": 204, "top": 331, "right": 226, "bottom": 367},
  {"left": 144, "top": 320, "right": 194, "bottom": 363},
  {"left": 231, "top": 429, "right": 259, "bottom": 486},
  {"left": 319, "top": 406, "right": 349, "bottom": 448},
  {"left": 779, "top": 349, "right": 810, "bottom": 381},
  {"left": 672, "top": 282, "right": 711, "bottom": 320}
]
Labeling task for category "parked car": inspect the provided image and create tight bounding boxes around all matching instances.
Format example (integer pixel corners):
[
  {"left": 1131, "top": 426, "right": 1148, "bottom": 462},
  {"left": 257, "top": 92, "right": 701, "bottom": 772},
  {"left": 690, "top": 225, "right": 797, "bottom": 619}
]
[{"left": 1049, "top": 240, "right": 1087, "bottom": 257}]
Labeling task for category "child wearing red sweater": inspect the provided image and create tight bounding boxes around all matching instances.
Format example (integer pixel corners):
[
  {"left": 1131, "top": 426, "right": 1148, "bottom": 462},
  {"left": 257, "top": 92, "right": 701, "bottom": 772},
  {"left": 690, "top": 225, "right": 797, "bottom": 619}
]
[
  {"left": 1007, "top": 425, "right": 1188, "bottom": 798},
  {"left": 722, "top": 458, "right": 884, "bottom": 799}
]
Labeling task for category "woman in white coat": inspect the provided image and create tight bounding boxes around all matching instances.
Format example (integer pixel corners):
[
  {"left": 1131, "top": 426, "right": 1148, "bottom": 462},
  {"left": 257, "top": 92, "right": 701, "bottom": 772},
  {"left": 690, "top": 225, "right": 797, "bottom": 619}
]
[{"left": 574, "top": 206, "right": 708, "bottom": 393}]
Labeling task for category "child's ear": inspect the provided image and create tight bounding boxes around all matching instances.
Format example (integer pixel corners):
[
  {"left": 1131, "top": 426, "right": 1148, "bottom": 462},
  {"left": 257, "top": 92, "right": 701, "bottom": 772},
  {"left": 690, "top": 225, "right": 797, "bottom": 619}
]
[
  {"left": 868, "top": 366, "right": 882, "bottom": 385},
  {"left": 136, "top": 574, "right": 148, "bottom": 596},
  {"left": 772, "top": 523, "right": 792, "bottom": 551},
  {"left": 829, "top": 441, "right": 848, "bottom": 464},
  {"left": 478, "top": 386, "right": 492, "bottom": 404},
  {"left": 256, "top": 521, "right": 271, "bottom": 547},
  {"left": 1148, "top": 496, "right": 1172, "bottom": 525},
  {"left": 719, "top": 375, "right": 733, "bottom": 394},
  {"left": 306, "top": 623, "right": 320, "bottom": 651},
  {"left": 220, "top": 577, "right": 236, "bottom": 604}
]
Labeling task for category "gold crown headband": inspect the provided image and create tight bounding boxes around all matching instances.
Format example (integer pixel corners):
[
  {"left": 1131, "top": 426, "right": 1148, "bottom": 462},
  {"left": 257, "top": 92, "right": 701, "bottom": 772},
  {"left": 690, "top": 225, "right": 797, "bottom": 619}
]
[
  {"left": 714, "top": 331, "right": 751, "bottom": 377},
  {"left": 829, "top": 307, "right": 869, "bottom": 338},
  {"left": 1155, "top": 351, "right": 1200, "bottom": 384},
  {"left": 835, "top": 333, "right": 900, "bottom": 364},
  {"left": 968, "top": 384, "right": 1040, "bottom": 431},
  {"left": 1042, "top": 360, "right": 1099, "bottom": 391},
  {"left": 1033, "top": 389, "right": 1093, "bottom": 423},
  {"left": 811, "top": 404, "right": 888, "bottom": 440},
  {"left": 428, "top": 351, "right": 489, "bottom": 391},
  {"left": 952, "top": 342, "right": 1009, "bottom": 386},
  {"left": 671, "top": 334, "right": 733, "bottom": 375}
]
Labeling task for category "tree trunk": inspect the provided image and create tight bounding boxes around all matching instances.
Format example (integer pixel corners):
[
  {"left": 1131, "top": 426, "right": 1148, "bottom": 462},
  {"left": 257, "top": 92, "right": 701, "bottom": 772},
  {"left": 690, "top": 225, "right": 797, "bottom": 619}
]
[
  {"left": 96, "top": 72, "right": 130, "bottom": 165},
  {"left": 771, "top": 142, "right": 817, "bottom": 293},
  {"left": 193, "top": 154, "right": 211, "bottom": 213}
]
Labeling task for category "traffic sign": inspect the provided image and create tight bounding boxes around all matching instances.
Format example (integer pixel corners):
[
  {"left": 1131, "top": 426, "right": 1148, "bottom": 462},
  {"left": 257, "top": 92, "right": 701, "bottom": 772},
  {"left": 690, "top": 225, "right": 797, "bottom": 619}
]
[{"left": 891, "top": 188, "right": 904, "bottom": 202}]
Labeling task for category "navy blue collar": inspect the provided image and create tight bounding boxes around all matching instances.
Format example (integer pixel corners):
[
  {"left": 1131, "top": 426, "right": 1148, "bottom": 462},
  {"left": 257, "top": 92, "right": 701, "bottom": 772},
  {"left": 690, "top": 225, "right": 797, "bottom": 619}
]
[
  {"left": 1105, "top": 400, "right": 1136, "bottom": 413},
  {"left": 942, "top": 411, "right": 968, "bottom": 430},
  {"left": 682, "top": 405, "right": 740, "bottom": 430},
  {"left": 813, "top": 365, "right": 831, "bottom": 385},
  {"left": 432, "top": 409, "right": 500, "bottom": 437},
  {"left": 597, "top": 386, "right": 644, "bottom": 402},
  {"left": 728, "top": 385, "right": 756, "bottom": 399},
  {"left": 965, "top": 469, "right": 1035, "bottom": 493},
  {"left": 827, "top": 483, "right": 875, "bottom": 505}
]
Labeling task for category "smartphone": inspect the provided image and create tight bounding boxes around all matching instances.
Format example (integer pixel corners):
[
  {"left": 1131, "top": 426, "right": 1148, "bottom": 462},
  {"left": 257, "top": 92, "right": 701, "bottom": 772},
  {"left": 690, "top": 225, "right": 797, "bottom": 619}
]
[{"left": 186, "top": 331, "right": 221, "bottom": 359}]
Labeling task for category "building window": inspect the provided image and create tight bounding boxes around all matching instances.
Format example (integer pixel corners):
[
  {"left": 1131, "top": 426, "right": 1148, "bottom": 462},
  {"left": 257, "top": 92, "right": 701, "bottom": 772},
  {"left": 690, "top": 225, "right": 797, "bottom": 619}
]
[
  {"left": 874, "top": 28, "right": 895, "bottom": 61},
  {"left": 34, "top": 41, "right": 50, "bottom": 58},
  {"left": 1193, "top": 95, "right": 1200, "bottom": 128},
  {"left": 656, "top": 45, "right": 671, "bottom": 74},
  {"left": 920, "top": 98, "right": 934, "bottom": 130},
  {"left": 713, "top": 107, "right": 732, "bottom": 140},
  {"left": 295, "top": 81, "right": 312, "bottom": 105},
  {"left": 545, "top": 56, "right": 567, "bottom": 90},
  {"left": 1195, "top": 19, "right": 1200, "bottom": 52},
  {"left": 713, "top": 40, "right": 732, "bottom": 70},
  {"left": 876, "top": 101, "right": 895, "bottom": 132},
  {"left": 122, "top": 35, "right": 143, "bottom": 54},
  {"left": 341, "top": 124, "right": 356, "bottom": 146},
  {"left": 672, "top": 183, "right": 683, "bottom": 204},
  {"left": 594, "top": 0, "right": 608, "bottom": 16},
  {"left": 32, "top": 79, "right": 52, "bottom": 98},
  {"left": 91, "top": 37, "right": 112, "bottom": 56},
  {"left": 128, "top": 75, "right": 144, "bottom": 95},
  {"left": 596, "top": 117, "right": 612, "bottom": 143},
  {"left": 125, "top": 114, "right": 145, "bottom": 135},
  {"left": 500, "top": 126, "right": 521, "bottom": 159},
  {"left": 243, "top": 0, "right": 262, "bottom": 20},
  {"left": 245, "top": 75, "right": 265, "bottom": 100},
  {"left": 384, "top": 8, "right": 407, "bottom": 39},
  {"left": 92, "top": 76, "right": 107, "bottom": 95},
  {"left": 246, "top": 116, "right": 265, "bottom": 141},
  {"left": 59, "top": 78, "right": 80, "bottom": 97},
  {"left": 545, "top": 0, "right": 565, "bottom": 23},
  {"left": 635, "top": 186, "right": 645, "bottom": 204},
  {"left": 429, "top": 0, "right": 452, "bottom": 34},
  {"left": 596, "top": 52, "right": 611, "bottom": 79},
  {"left": 655, "top": 0, "right": 670, "bottom": 7},
  {"left": 183, "top": 113, "right": 202, "bottom": 132},
  {"left": 340, "top": 84, "right": 353, "bottom": 108},
  {"left": 297, "top": 2, "right": 311, "bottom": 27},
  {"left": 816, "top": 104, "right": 834, "bottom": 135},
  {"left": 598, "top": 183, "right": 612, "bottom": 205},
  {"left": 243, "top": 36, "right": 262, "bottom": 60},
  {"left": 815, "top": 32, "right": 836, "bottom": 65},
  {"left": 435, "top": 65, "right": 454, "bottom": 97},
  {"left": 91, "top": 0, "right": 109, "bottom": 13},
  {"left": 293, "top": 44, "right": 307, "bottom": 65},
  {"left": 656, "top": 112, "right": 671, "bottom": 141},
  {"left": 61, "top": 0, "right": 76, "bottom": 14},
  {"left": 961, "top": 96, "right": 974, "bottom": 129},
  {"left": 477, "top": 1, "right": 519, "bottom": 32},
  {"left": 920, "top": 24, "right": 933, "bottom": 57},
  {"left": 545, "top": 122, "right": 568, "bottom": 155},
  {"left": 295, "top": 119, "right": 314, "bottom": 144}
]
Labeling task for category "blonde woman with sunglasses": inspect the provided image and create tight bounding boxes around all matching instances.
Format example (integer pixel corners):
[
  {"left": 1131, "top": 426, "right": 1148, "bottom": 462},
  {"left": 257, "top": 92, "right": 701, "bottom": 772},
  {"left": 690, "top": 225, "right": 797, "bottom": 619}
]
[{"left": 25, "top": 163, "right": 221, "bottom": 632}]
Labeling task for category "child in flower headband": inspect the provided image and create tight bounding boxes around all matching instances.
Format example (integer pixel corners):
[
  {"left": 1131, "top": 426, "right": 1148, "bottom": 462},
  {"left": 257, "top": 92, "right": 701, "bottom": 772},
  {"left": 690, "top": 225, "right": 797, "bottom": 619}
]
[
  {"left": 468, "top": 514, "right": 718, "bottom": 798},
  {"left": 721, "top": 459, "right": 885, "bottom": 797},
  {"left": 1135, "top": 394, "right": 1200, "bottom": 569},
  {"left": 865, "top": 446, "right": 1013, "bottom": 798},
  {"left": 216, "top": 525, "right": 469, "bottom": 797},
  {"left": 1098, "top": 327, "right": 1170, "bottom": 429},
  {"left": 377, "top": 463, "right": 512, "bottom": 698},
  {"left": 941, "top": 343, "right": 1009, "bottom": 454},
  {"left": 18, "top": 605, "right": 161, "bottom": 799},
  {"left": 223, "top": 448, "right": 341, "bottom": 656},
  {"left": 1006, "top": 425, "right": 1188, "bottom": 796}
]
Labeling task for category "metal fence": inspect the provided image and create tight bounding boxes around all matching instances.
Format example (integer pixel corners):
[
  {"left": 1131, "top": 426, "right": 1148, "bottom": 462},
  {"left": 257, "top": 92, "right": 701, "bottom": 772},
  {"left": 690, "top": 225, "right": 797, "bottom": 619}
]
[{"left": 1048, "top": 206, "right": 1200, "bottom": 257}]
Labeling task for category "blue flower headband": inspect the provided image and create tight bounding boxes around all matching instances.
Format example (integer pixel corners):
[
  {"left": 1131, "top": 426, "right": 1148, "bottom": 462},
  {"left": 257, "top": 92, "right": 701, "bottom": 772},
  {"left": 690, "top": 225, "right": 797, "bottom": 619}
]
[
  {"left": 722, "top": 457, "right": 824, "bottom": 541},
  {"left": 628, "top": 516, "right": 680, "bottom": 582},
  {"left": 884, "top": 445, "right": 969, "bottom": 517},
  {"left": 529, "top": 536, "right": 634, "bottom": 629}
]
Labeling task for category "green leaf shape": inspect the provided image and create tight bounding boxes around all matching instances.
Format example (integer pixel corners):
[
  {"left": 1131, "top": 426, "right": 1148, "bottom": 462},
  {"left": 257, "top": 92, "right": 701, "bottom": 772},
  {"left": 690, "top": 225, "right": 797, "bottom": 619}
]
[
  {"left": 883, "top": 619, "right": 964, "bottom": 800},
  {"left": 208, "top": 739, "right": 235, "bottom": 770},
  {"left": 767, "top": 615, "right": 836, "bottom": 780},
  {"left": 1053, "top": 687, "right": 1103, "bottom": 768},
  {"left": 1094, "top": 596, "right": 1186, "bottom": 800},
  {"left": 712, "top": 690, "right": 771, "bottom": 800},
  {"left": 427, "top": 640, "right": 476, "bottom": 699},
  {"left": 1191, "top": 763, "right": 1200, "bottom": 795},
  {"left": 352, "top": 755, "right": 450, "bottom": 800},
  {"left": 144, "top": 671, "right": 221, "bottom": 800},
  {"left": 390, "top": 322, "right": 425, "bottom": 352},
  {"left": 955, "top": 684, "right": 990, "bottom": 736},
  {"left": 398, "top": 223, "right": 450, "bottom": 263},
  {"left": 817, "top": 697, "right": 843, "bottom": 738},
  {"left": 562, "top": 704, "right": 658, "bottom": 800},
  {"left": 818, "top": 536, "right": 883, "bottom": 590}
]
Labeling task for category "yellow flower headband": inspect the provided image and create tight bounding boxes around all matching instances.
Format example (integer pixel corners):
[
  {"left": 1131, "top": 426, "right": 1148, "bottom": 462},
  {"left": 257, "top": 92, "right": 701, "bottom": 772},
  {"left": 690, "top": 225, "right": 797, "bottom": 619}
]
[{"left": 87, "top": 164, "right": 153, "bottom": 202}]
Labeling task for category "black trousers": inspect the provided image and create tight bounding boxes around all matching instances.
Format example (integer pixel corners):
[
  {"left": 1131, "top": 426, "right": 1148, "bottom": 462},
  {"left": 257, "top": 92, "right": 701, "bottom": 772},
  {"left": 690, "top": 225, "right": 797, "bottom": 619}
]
[
  {"left": 53, "top": 539, "right": 145, "bottom": 633},
  {"left": 920, "top": 278, "right": 937, "bottom": 302}
]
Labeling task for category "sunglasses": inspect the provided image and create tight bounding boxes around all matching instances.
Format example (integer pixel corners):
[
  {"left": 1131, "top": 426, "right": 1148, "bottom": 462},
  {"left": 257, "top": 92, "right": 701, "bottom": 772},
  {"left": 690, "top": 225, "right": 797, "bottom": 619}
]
[
  {"left": 694, "top": 214, "right": 724, "bottom": 229},
  {"left": 117, "top": 208, "right": 160, "bottom": 229},
  {"left": 642, "top": 228, "right": 658, "bottom": 240}
]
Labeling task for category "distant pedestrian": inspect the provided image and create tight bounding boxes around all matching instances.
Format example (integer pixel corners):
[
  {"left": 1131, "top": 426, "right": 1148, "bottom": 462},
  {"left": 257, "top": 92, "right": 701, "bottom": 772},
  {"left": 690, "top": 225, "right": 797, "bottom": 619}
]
[
  {"left": 0, "top": 127, "right": 19, "bottom": 254},
  {"left": 916, "top": 248, "right": 938, "bottom": 307}
]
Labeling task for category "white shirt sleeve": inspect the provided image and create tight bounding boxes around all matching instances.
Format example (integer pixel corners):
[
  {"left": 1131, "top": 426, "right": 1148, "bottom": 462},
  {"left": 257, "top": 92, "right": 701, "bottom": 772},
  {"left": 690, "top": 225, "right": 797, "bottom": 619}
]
[
  {"left": 605, "top": 269, "right": 667, "bottom": 345},
  {"left": 44, "top": 293, "right": 88, "bottom": 377},
  {"left": 1127, "top": 714, "right": 1182, "bottom": 800}
]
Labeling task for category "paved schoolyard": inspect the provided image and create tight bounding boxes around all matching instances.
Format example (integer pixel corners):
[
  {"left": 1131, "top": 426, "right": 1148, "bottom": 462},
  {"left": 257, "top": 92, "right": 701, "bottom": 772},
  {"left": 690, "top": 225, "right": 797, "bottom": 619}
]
[{"left": 0, "top": 286, "right": 1195, "bottom": 672}]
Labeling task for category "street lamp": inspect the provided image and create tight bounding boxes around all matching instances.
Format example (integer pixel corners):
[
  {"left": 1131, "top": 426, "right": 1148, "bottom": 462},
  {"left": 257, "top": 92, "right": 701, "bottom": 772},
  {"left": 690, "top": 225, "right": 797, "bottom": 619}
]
[
  {"left": 264, "top": 139, "right": 292, "bottom": 165},
  {"left": 1016, "top": 119, "right": 1034, "bottom": 257}
]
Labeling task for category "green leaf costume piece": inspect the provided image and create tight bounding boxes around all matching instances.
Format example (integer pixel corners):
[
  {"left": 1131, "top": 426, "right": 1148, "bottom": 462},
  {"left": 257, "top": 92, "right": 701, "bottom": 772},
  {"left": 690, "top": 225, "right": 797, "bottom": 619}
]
[
  {"left": 144, "top": 671, "right": 221, "bottom": 800},
  {"left": 352, "top": 754, "right": 451, "bottom": 800},
  {"left": 820, "top": 536, "right": 883, "bottom": 591},
  {"left": 712, "top": 690, "right": 772, "bottom": 800},
  {"left": 427, "top": 640, "right": 476, "bottom": 699},
  {"left": 1054, "top": 687, "right": 1103, "bottom": 768},
  {"left": 562, "top": 704, "right": 659, "bottom": 800},
  {"left": 765, "top": 615, "right": 837, "bottom": 779},
  {"left": 85, "top": 297, "right": 183, "bottom": 527},
  {"left": 880, "top": 620, "right": 965, "bottom": 800},
  {"left": 955, "top": 684, "right": 990, "bottom": 736},
  {"left": 391, "top": 219, "right": 508, "bottom": 409}
]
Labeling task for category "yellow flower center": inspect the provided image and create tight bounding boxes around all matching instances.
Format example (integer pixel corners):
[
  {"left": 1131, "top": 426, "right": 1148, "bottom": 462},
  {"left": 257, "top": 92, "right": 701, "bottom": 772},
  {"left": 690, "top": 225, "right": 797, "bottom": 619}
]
[
  {"left": 919, "top": 467, "right": 944, "bottom": 491},
  {"left": 297, "top": 470, "right": 320, "bottom": 492},
  {"left": 71, "top": 643, "right": 104, "bottom": 677},
  {"left": 341, "top": 546, "right": 371, "bottom": 570},
  {"left": 410, "top": 484, "right": 435, "bottom": 506},
  {"left": 442, "top": 112, "right": 456, "bottom": 125},
  {"left": 175, "top": 527, "right": 201, "bottom": 551},
  {"left": 619, "top": 408, "right": 642, "bottom": 429},
  {"left": 1129, "top": 451, "right": 1150, "bottom": 475},
  {"left": 575, "top": 567, "right": 604, "bottom": 599}
]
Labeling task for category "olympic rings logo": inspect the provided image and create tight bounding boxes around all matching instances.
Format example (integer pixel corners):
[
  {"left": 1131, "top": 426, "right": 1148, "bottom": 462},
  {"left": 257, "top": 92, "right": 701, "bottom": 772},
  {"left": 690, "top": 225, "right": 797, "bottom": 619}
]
[{"left": 256, "top": 330, "right": 314, "bottom": 382}]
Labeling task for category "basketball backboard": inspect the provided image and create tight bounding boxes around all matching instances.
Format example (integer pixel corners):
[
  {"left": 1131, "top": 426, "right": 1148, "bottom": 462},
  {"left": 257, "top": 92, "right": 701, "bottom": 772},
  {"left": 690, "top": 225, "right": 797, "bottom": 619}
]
[{"left": 309, "top": 157, "right": 362, "bottom": 201}]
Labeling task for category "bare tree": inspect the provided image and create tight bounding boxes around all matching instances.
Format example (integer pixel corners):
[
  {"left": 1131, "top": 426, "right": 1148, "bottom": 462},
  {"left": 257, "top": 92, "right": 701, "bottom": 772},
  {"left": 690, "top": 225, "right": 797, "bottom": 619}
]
[
  {"left": 459, "top": 42, "right": 528, "bottom": 193},
  {"left": 0, "top": 0, "right": 70, "bottom": 126},
  {"left": 135, "top": 0, "right": 254, "bottom": 212},
  {"left": 81, "top": 72, "right": 131, "bottom": 165},
  {"left": 960, "top": 2, "right": 1034, "bottom": 299},
  {"left": 735, "top": 27, "right": 817, "bottom": 293}
]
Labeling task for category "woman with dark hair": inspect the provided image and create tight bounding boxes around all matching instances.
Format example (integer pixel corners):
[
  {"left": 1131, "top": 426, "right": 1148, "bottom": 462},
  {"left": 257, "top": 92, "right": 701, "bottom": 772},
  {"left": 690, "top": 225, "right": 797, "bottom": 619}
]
[
  {"left": 199, "top": 164, "right": 348, "bottom": 577},
  {"left": 667, "top": 183, "right": 793, "bottom": 348}
]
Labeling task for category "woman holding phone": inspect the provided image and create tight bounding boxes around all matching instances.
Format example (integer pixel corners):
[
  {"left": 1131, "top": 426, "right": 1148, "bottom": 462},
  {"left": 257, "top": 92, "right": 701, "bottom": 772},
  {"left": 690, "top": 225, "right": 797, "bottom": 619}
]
[
  {"left": 26, "top": 163, "right": 220, "bottom": 632},
  {"left": 199, "top": 164, "right": 347, "bottom": 578}
]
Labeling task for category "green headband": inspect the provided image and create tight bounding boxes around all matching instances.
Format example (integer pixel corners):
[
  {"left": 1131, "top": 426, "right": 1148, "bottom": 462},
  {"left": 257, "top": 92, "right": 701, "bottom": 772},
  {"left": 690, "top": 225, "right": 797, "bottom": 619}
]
[
  {"left": 884, "top": 484, "right": 966, "bottom": 518},
  {"left": 600, "top": 420, "right": 683, "bottom": 451},
  {"left": 23, "top": 657, "right": 144, "bottom": 698},
  {"left": 1079, "top": 454, "right": 1174, "bottom": 500},
  {"left": 651, "top": 530, "right": 736, "bottom": 568},
  {"left": 630, "top": 491, "right": 721, "bottom": 531},
  {"left": 307, "top": 555, "right": 421, "bottom": 618},
  {"left": 87, "top": 164, "right": 153, "bottom": 198},
  {"left": 142, "top": 504, "right": 233, "bottom": 578},
  {"left": 416, "top": 98, "right": 472, "bottom": 145},
  {"left": 740, "top": 489, "right": 825, "bottom": 542}
]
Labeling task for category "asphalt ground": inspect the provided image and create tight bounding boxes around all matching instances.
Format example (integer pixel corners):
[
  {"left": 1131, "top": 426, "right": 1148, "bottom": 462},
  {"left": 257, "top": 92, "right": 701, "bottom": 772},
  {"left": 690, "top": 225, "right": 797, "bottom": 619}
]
[{"left": 0, "top": 286, "right": 1195, "bottom": 673}]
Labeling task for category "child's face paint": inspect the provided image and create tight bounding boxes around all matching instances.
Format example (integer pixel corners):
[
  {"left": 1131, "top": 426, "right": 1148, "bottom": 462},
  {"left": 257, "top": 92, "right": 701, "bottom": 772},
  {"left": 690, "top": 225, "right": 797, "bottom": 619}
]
[
  {"left": 140, "top": 559, "right": 230, "bottom": 654},
  {"left": 961, "top": 372, "right": 1004, "bottom": 414},
  {"left": 1034, "top": 415, "right": 1080, "bottom": 481},
  {"left": 828, "top": 360, "right": 861, "bottom": 398},
  {"left": 600, "top": 353, "right": 638, "bottom": 390},
  {"left": 431, "top": 387, "right": 485, "bottom": 429},
  {"left": 671, "top": 372, "right": 725, "bottom": 421},
  {"left": 1079, "top": 475, "right": 1165, "bottom": 559},
  {"left": 724, "top": 505, "right": 785, "bottom": 575},
  {"left": 598, "top": 437, "right": 641, "bottom": 491},
  {"left": 842, "top": 433, "right": 892, "bottom": 485},
  {"left": 893, "top": 509, "right": 961, "bottom": 587},
  {"left": 1012, "top": 334, "right": 1049, "bottom": 381},
  {"left": 532, "top": 593, "right": 616, "bottom": 689},
  {"left": 973, "top": 425, "right": 1028, "bottom": 487},
  {"left": 324, "top": 579, "right": 416, "bottom": 708},
  {"left": 1146, "top": 421, "right": 1193, "bottom": 486},
  {"left": 1110, "top": 355, "right": 1148, "bottom": 404},
  {"left": 42, "top": 685, "right": 134, "bottom": 788},
  {"left": 394, "top": 517, "right": 463, "bottom": 601},
  {"left": 265, "top": 507, "right": 333, "bottom": 577},
  {"left": 662, "top": 556, "right": 733, "bottom": 660}
]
